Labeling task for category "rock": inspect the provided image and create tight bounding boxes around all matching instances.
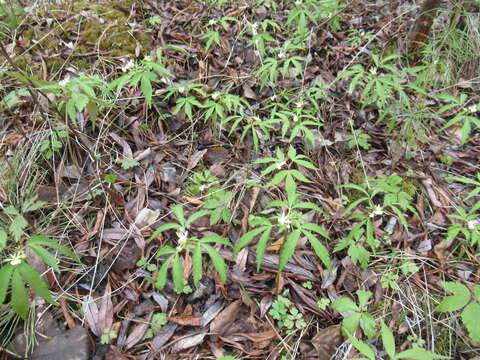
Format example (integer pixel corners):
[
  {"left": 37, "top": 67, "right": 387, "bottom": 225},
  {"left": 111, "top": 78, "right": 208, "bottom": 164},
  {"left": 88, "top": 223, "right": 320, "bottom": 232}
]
[{"left": 30, "top": 326, "right": 90, "bottom": 360}]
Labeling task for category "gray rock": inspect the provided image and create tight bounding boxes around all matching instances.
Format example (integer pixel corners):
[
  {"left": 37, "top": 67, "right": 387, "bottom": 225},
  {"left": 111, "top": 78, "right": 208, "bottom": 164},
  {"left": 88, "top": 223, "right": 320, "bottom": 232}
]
[{"left": 30, "top": 326, "right": 90, "bottom": 360}]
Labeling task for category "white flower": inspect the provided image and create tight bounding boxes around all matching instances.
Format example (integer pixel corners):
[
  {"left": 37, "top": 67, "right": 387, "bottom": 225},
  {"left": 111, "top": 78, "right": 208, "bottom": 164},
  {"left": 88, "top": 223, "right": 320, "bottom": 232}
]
[
  {"left": 468, "top": 219, "right": 479, "bottom": 230},
  {"left": 121, "top": 59, "right": 135, "bottom": 72},
  {"left": 176, "top": 229, "right": 188, "bottom": 245},
  {"left": 370, "top": 205, "right": 384, "bottom": 217},
  {"left": 467, "top": 104, "right": 478, "bottom": 114},
  {"left": 278, "top": 213, "right": 290, "bottom": 225},
  {"left": 59, "top": 78, "right": 70, "bottom": 87},
  {"left": 369, "top": 67, "right": 377, "bottom": 75},
  {"left": 275, "top": 160, "right": 286, "bottom": 169}
]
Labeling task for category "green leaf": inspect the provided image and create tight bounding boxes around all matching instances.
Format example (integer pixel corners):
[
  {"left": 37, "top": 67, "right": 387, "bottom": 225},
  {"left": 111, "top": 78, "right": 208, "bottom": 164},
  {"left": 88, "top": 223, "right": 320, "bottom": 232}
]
[
  {"left": 202, "top": 244, "right": 228, "bottom": 284},
  {"left": 155, "top": 256, "right": 172, "bottom": 289},
  {"left": 342, "top": 312, "right": 361, "bottom": 336},
  {"left": 256, "top": 227, "right": 272, "bottom": 272},
  {"left": 332, "top": 297, "right": 359, "bottom": 312},
  {"left": 192, "top": 243, "right": 202, "bottom": 286},
  {"left": 303, "top": 231, "right": 332, "bottom": 272},
  {"left": 278, "top": 230, "right": 301, "bottom": 272},
  {"left": 381, "top": 321, "right": 396, "bottom": 359},
  {"left": 17, "top": 263, "right": 56, "bottom": 305},
  {"left": 149, "top": 223, "right": 181, "bottom": 241},
  {"left": 121, "top": 158, "right": 140, "bottom": 170},
  {"left": 461, "top": 302, "right": 480, "bottom": 344},
  {"left": 140, "top": 73, "right": 155, "bottom": 106},
  {"left": 186, "top": 210, "right": 211, "bottom": 227},
  {"left": 28, "top": 236, "right": 78, "bottom": 261},
  {"left": 172, "top": 254, "right": 185, "bottom": 293},
  {"left": 0, "top": 265, "right": 14, "bottom": 304},
  {"left": 234, "top": 226, "right": 269, "bottom": 255},
  {"left": 0, "top": 230, "right": 7, "bottom": 252},
  {"left": 361, "top": 313, "right": 376, "bottom": 339},
  {"left": 436, "top": 281, "right": 470, "bottom": 312},
  {"left": 172, "top": 205, "right": 185, "bottom": 226},
  {"left": 28, "top": 244, "right": 60, "bottom": 272},
  {"left": 302, "top": 223, "right": 329, "bottom": 239},
  {"left": 10, "top": 215, "right": 28, "bottom": 242},
  {"left": 347, "top": 332, "right": 375, "bottom": 360},
  {"left": 396, "top": 348, "right": 449, "bottom": 359},
  {"left": 11, "top": 269, "right": 29, "bottom": 319}
]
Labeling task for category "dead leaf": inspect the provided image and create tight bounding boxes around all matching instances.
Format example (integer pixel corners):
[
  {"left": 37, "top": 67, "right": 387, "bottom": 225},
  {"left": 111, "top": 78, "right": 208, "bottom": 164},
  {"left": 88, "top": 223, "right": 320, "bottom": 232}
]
[
  {"left": 171, "top": 332, "right": 206, "bottom": 353},
  {"left": 311, "top": 325, "right": 343, "bottom": 359},
  {"left": 168, "top": 315, "right": 202, "bottom": 326},
  {"left": 210, "top": 300, "right": 242, "bottom": 334},
  {"left": 125, "top": 313, "right": 152, "bottom": 350},
  {"left": 187, "top": 149, "right": 208, "bottom": 171}
]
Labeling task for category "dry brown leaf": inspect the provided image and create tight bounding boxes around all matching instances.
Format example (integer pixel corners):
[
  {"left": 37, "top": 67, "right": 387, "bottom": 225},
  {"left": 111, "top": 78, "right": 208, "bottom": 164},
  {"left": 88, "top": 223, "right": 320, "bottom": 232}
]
[
  {"left": 311, "top": 325, "right": 343, "bottom": 359},
  {"left": 168, "top": 315, "right": 202, "bottom": 326},
  {"left": 210, "top": 300, "right": 242, "bottom": 334},
  {"left": 171, "top": 332, "right": 206, "bottom": 353}
]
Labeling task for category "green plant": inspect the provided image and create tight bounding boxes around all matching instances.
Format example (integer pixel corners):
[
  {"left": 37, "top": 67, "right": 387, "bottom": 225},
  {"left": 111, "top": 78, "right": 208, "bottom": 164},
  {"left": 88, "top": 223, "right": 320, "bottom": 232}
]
[
  {"left": 0, "top": 197, "right": 77, "bottom": 319},
  {"left": 436, "top": 281, "right": 480, "bottom": 344},
  {"left": 338, "top": 54, "right": 420, "bottom": 110},
  {"left": 255, "top": 57, "right": 280, "bottom": 87},
  {"left": 143, "top": 312, "right": 168, "bottom": 339},
  {"left": 217, "top": 356, "right": 238, "bottom": 360},
  {"left": 269, "top": 102, "right": 321, "bottom": 144},
  {"left": 186, "top": 170, "right": 218, "bottom": 196},
  {"left": 316, "top": 298, "right": 330, "bottom": 310},
  {"left": 269, "top": 294, "right": 307, "bottom": 333},
  {"left": 347, "top": 321, "right": 448, "bottom": 359},
  {"left": 149, "top": 205, "right": 231, "bottom": 293},
  {"left": 200, "top": 30, "right": 221, "bottom": 52},
  {"left": 202, "top": 91, "right": 249, "bottom": 126},
  {"left": 39, "top": 125, "right": 68, "bottom": 159},
  {"left": 256, "top": 145, "right": 317, "bottom": 187},
  {"left": 345, "top": 130, "right": 371, "bottom": 150},
  {"left": 436, "top": 93, "right": 480, "bottom": 145},
  {"left": 224, "top": 115, "right": 276, "bottom": 152},
  {"left": 100, "top": 328, "right": 118, "bottom": 344},
  {"left": 335, "top": 175, "right": 417, "bottom": 269},
  {"left": 332, "top": 290, "right": 376, "bottom": 338},
  {"left": 200, "top": 188, "right": 233, "bottom": 225},
  {"left": 233, "top": 175, "right": 331, "bottom": 272},
  {"left": 445, "top": 173, "right": 480, "bottom": 249},
  {"left": 109, "top": 57, "right": 171, "bottom": 107}
]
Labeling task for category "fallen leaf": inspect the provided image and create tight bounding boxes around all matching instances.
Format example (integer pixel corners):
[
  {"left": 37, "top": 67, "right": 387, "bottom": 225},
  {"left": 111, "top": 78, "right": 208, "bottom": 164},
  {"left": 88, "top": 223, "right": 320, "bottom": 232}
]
[
  {"left": 210, "top": 300, "right": 242, "bottom": 334},
  {"left": 311, "top": 325, "right": 343, "bottom": 359}
]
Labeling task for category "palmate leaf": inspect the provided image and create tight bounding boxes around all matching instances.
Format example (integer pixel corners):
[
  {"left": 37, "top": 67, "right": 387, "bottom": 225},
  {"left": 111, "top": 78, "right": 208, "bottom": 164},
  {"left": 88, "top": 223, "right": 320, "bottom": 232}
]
[{"left": 202, "top": 243, "right": 228, "bottom": 284}]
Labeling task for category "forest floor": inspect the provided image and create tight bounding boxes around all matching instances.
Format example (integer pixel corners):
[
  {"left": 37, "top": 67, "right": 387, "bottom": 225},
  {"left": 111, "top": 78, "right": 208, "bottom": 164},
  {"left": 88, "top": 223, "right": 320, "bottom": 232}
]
[{"left": 0, "top": 0, "right": 480, "bottom": 359}]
